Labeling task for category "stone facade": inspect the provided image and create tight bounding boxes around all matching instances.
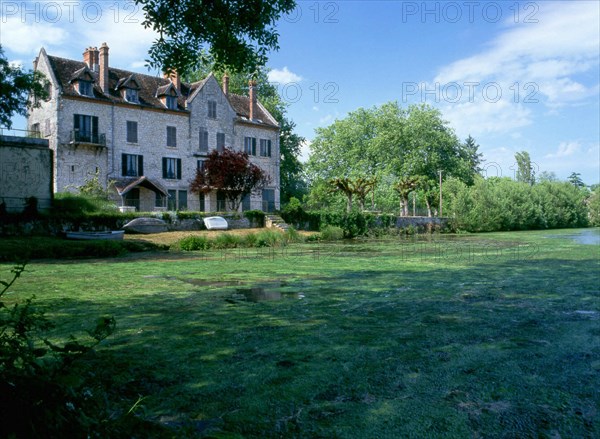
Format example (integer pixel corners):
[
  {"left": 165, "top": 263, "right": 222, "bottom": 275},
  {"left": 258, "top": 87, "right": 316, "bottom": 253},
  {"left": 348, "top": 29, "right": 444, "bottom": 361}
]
[
  {"left": 0, "top": 136, "right": 53, "bottom": 212},
  {"left": 28, "top": 45, "right": 280, "bottom": 213}
]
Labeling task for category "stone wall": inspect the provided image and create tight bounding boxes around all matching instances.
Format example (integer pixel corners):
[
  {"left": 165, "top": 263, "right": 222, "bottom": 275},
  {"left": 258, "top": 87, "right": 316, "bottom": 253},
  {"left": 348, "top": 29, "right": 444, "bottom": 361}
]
[{"left": 0, "top": 136, "right": 53, "bottom": 212}]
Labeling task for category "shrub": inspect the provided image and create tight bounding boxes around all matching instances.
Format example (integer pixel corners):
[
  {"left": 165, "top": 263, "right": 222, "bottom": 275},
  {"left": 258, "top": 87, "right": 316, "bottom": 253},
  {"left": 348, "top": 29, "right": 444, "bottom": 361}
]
[
  {"left": 284, "top": 226, "right": 303, "bottom": 243},
  {"left": 177, "top": 235, "right": 211, "bottom": 251},
  {"left": 243, "top": 210, "right": 265, "bottom": 227},
  {"left": 243, "top": 233, "right": 258, "bottom": 247},
  {"left": 320, "top": 225, "right": 344, "bottom": 241},
  {"left": 0, "top": 265, "right": 116, "bottom": 438},
  {"left": 444, "top": 177, "right": 589, "bottom": 232},
  {"left": 589, "top": 187, "right": 600, "bottom": 227},
  {"left": 213, "top": 233, "right": 242, "bottom": 249},
  {"left": 255, "top": 229, "right": 285, "bottom": 247},
  {"left": 53, "top": 192, "right": 117, "bottom": 216}
]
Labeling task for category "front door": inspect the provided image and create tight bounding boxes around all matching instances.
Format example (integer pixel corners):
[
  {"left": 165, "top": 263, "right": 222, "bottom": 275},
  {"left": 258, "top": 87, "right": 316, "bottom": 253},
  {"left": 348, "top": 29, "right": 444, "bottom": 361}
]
[{"left": 262, "top": 189, "right": 275, "bottom": 213}]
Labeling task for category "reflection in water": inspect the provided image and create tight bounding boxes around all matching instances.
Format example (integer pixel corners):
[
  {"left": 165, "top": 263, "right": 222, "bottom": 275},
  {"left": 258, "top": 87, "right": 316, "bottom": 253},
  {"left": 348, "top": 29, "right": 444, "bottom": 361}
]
[
  {"left": 546, "top": 229, "right": 600, "bottom": 245},
  {"left": 571, "top": 229, "right": 600, "bottom": 245},
  {"left": 235, "top": 281, "right": 302, "bottom": 302}
]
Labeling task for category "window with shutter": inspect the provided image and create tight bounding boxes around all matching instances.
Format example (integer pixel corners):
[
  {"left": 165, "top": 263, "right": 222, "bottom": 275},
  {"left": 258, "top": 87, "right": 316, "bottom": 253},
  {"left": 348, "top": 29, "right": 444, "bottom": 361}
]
[
  {"left": 167, "top": 126, "right": 177, "bottom": 147},
  {"left": 127, "top": 121, "right": 138, "bottom": 143},
  {"left": 217, "top": 133, "right": 225, "bottom": 152},
  {"left": 199, "top": 128, "right": 209, "bottom": 152}
]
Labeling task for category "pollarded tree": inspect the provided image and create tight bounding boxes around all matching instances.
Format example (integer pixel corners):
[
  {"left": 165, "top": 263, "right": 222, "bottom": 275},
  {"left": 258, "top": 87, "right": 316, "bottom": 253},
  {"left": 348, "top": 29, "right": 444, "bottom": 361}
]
[
  {"left": 137, "top": 0, "right": 297, "bottom": 74},
  {"left": 0, "top": 45, "right": 49, "bottom": 129},
  {"left": 329, "top": 177, "right": 377, "bottom": 212},
  {"left": 189, "top": 148, "right": 269, "bottom": 211},
  {"left": 394, "top": 176, "right": 418, "bottom": 217},
  {"left": 415, "top": 175, "right": 439, "bottom": 217}
]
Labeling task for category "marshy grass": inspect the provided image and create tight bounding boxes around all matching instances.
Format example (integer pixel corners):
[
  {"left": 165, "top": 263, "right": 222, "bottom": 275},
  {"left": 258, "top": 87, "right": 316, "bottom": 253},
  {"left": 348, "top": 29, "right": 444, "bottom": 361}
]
[{"left": 2, "top": 228, "right": 598, "bottom": 437}]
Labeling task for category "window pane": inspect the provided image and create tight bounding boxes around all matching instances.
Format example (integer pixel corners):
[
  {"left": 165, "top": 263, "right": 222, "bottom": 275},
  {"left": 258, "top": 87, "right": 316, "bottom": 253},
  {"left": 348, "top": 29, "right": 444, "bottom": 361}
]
[
  {"left": 198, "top": 193, "right": 205, "bottom": 212},
  {"left": 217, "top": 133, "right": 225, "bottom": 152},
  {"left": 127, "top": 121, "right": 138, "bottom": 143},
  {"left": 166, "top": 96, "right": 177, "bottom": 110},
  {"left": 167, "top": 190, "right": 177, "bottom": 210},
  {"left": 178, "top": 190, "right": 188, "bottom": 210},
  {"left": 167, "top": 126, "right": 176, "bottom": 147},
  {"left": 155, "top": 192, "right": 165, "bottom": 207},
  {"left": 199, "top": 129, "right": 208, "bottom": 152},
  {"left": 242, "top": 194, "right": 251, "bottom": 211}
]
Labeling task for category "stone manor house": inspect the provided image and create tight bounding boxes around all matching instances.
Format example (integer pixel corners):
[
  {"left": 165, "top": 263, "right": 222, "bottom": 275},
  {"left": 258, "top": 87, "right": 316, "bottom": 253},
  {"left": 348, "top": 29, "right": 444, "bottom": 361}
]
[{"left": 28, "top": 43, "right": 280, "bottom": 212}]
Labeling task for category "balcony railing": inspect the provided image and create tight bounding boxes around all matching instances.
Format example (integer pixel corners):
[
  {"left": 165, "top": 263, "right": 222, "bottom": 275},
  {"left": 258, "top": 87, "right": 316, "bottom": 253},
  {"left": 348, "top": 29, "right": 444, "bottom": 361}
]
[
  {"left": 70, "top": 130, "right": 106, "bottom": 146},
  {"left": 0, "top": 127, "right": 42, "bottom": 138}
]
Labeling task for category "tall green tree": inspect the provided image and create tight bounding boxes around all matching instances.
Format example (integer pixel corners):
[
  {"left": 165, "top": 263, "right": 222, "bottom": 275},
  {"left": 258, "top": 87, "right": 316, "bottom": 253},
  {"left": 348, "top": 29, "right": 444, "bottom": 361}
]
[
  {"left": 457, "top": 135, "right": 484, "bottom": 185},
  {"left": 136, "top": 0, "right": 296, "bottom": 74},
  {"left": 568, "top": 172, "right": 585, "bottom": 188},
  {"left": 0, "top": 45, "right": 49, "bottom": 129},
  {"left": 307, "top": 102, "right": 473, "bottom": 213},
  {"left": 514, "top": 151, "right": 535, "bottom": 185},
  {"left": 187, "top": 63, "right": 305, "bottom": 204}
]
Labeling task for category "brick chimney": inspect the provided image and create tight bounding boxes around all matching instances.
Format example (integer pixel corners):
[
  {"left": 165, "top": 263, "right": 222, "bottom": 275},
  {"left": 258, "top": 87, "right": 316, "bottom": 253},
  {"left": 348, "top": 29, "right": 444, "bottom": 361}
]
[
  {"left": 164, "top": 70, "right": 180, "bottom": 94},
  {"left": 248, "top": 80, "right": 257, "bottom": 120},
  {"left": 222, "top": 72, "right": 229, "bottom": 96},
  {"left": 91, "top": 47, "right": 99, "bottom": 72},
  {"left": 99, "top": 42, "right": 109, "bottom": 94},
  {"left": 83, "top": 47, "right": 94, "bottom": 68}
]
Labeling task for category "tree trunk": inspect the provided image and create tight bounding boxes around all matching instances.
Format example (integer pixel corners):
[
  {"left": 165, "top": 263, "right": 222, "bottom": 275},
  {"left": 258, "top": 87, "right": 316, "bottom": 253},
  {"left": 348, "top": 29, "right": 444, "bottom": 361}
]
[
  {"left": 358, "top": 197, "right": 365, "bottom": 211},
  {"left": 346, "top": 192, "right": 353, "bottom": 213},
  {"left": 425, "top": 199, "right": 432, "bottom": 217},
  {"left": 401, "top": 197, "right": 409, "bottom": 216}
]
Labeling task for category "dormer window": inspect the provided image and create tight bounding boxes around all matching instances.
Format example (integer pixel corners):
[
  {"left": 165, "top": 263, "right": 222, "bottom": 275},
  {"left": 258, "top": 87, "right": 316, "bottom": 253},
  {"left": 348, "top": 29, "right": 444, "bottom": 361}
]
[
  {"left": 166, "top": 95, "right": 177, "bottom": 110},
  {"left": 125, "top": 88, "right": 139, "bottom": 103},
  {"left": 116, "top": 74, "right": 141, "bottom": 104},
  {"left": 79, "top": 80, "right": 93, "bottom": 97}
]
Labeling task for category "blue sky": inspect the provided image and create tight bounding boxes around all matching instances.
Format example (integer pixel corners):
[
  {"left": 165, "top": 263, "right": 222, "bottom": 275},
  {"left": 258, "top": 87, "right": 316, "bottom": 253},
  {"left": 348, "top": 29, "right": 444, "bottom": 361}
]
[{"left": 2, "top": 1, "right": 599, "bottom": 184}]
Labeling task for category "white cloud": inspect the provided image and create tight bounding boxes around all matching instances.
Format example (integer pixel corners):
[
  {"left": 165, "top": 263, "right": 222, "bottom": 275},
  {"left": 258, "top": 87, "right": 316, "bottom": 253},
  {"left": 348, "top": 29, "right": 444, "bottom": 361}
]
[
  {"left": 432, "top": 1, "right": 599, "bottom": 136},
  {"left": 9, "top": 60, "right": 23, "bottom": 68},
  {"left": 442, "top": 99, "right": 532, "bottom": 137},
  {"left": 1, "top": 3, "right": 158, "bottom": 73},
  {"left": 268, "top": 67, "right": 302, "bottom": 84},
  {"left": 545, "top": 141, "right": 581, "bottom": 158},
  {"left": 1, "top": 17, "right": 68, "bottom": 56},
  {"left": 435, "top": 2, "right": 599, "bottom": 105}
]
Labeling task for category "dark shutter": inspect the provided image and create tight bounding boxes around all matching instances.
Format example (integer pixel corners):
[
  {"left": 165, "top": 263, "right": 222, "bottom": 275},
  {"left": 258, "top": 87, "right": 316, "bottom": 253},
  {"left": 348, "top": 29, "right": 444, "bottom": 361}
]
[
  {"left": 121, "top": 154, "right": 127, "bottom": 176},
  {"left": 268, "top": 140, "right": 272, "bottom": 157},
  {"left": 92, "top": 116, "right": 99, "bottom": 139},
  {"left": 73, "top": 114, "right": 80, "bottom": 131},
  {"left": 176, "top": 159, "right": 182, "bottom": 179},
  {"left": 138, "top": 155, "right": 144, "bottom": 176},
  {"left": 252, "top": 138, "right": 256, "bottom": 156},
  {"left": 162, "top": 158, "right": 167, "bottom": 178}
]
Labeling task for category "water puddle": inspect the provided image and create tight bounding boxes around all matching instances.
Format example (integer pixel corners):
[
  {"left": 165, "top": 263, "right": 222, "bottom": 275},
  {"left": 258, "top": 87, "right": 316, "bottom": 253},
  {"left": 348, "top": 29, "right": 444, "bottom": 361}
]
[
  {"left": 166, "top": 277, "right": 305, "bottom": 302},
  {"left": 233, "top": 285, "right": 304, "bottom": 302},
  {"left": 546, "top": 229, "right": 600, "bottom": 245}
]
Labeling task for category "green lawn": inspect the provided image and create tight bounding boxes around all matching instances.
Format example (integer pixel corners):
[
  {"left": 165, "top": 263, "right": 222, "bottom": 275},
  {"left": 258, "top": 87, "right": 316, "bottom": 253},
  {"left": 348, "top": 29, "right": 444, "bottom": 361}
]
[{"left": 2, "top": 229, "right": 599, "bottom": 437}]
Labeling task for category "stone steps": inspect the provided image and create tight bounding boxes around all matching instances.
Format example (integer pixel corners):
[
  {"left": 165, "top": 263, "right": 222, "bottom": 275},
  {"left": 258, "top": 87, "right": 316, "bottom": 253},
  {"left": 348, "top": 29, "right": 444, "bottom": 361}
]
[{"left": 265, "top": 215, "right": 291, "bottom": 231}]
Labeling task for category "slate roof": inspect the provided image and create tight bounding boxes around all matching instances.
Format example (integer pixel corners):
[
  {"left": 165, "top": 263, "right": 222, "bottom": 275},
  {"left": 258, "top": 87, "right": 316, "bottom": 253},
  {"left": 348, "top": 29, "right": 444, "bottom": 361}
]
[
  {"left": 228, "top": 93, "right": 278, "bottom": 127},
  {"left": 46, "top": 54, "right": 278, "bottom": 128}
]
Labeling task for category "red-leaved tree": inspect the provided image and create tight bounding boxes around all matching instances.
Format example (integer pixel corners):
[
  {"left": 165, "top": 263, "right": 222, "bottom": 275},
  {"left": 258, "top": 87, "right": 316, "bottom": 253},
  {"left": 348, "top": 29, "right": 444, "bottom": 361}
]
[{"left": 190, "top": 148, "right": 270, "bottom": 211}]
